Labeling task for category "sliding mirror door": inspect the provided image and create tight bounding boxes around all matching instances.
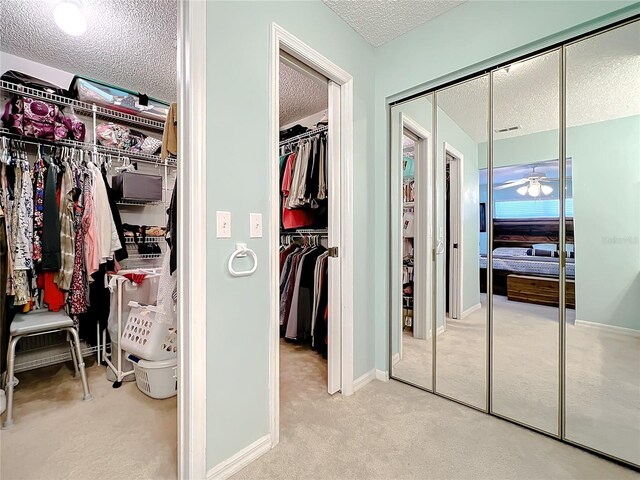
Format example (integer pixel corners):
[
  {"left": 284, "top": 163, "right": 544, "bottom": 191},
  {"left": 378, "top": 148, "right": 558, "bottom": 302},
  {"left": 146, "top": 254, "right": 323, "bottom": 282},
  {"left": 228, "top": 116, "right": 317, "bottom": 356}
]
[
  {"left": 491, "top": 50, "right": 561, "bottom": 434},
  {"left": 564, "top": 20, "right": 640, "bottom": 466},
  {"left": 390, "top": 95, "right": 434, "bottom": 390},
  {"left": 434, "top": 76, "right": 489, "bottom": 409}
]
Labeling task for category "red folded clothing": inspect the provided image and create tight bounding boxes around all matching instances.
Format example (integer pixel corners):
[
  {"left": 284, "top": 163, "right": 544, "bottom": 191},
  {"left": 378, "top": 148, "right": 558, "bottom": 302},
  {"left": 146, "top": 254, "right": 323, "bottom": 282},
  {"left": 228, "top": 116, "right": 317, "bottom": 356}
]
[{"left": 123, "top": 272, "right": 147, "bottom": 285}]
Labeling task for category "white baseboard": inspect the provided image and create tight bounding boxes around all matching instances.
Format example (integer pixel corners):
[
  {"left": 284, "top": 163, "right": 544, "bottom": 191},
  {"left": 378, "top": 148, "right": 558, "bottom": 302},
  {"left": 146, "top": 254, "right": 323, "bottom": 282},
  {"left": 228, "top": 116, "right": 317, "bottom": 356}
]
[
  {"left": 353, "top": 369, "right": 376, "bottom": 392},
  {"left": 392, "top": 352, "right": 400, "bottom": 366},
  {"left": 575, "top": 319, "right": 640, "bottom": 338},
  {"left": 437, "top": 324, "right": 446, "bottom": 336},
  {"left": 207, "top": 434, "right": 271, "bottom": 480},
  {"left": 461, "top": 302, "right": 482, "bottom": 319},
  {"left": 375, "top": 369, "right": 389, "bottom": 382}
]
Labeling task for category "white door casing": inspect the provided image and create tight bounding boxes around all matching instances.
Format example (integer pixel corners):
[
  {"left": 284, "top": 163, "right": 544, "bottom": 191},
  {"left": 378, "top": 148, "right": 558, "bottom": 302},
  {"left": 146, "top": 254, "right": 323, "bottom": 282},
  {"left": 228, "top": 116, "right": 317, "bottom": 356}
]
[
  {"left": 177, "top": 0, "right": 207, "bottom": 478},
  {"left": 269, "top": 23, "right": 355, "bottom": 448},
  {"left": 444, "top": 143, "right": 464, "bottom": 321},
  {"left": 391, "top": 113, "right": 433, "bottom": 365}
]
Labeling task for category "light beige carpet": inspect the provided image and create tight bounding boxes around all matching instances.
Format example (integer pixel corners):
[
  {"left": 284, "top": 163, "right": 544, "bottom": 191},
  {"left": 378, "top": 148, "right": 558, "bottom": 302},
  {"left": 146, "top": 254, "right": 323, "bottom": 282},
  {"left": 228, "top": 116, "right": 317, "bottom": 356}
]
[
  {"left": 0, "top": 358, "right": 177, "bottom": 480},
  {"left": 234, "top": 340, "right": 638, "bottom": 479},
  {"left": 393, "top": 294, "right": 640, "bottom": 465}
]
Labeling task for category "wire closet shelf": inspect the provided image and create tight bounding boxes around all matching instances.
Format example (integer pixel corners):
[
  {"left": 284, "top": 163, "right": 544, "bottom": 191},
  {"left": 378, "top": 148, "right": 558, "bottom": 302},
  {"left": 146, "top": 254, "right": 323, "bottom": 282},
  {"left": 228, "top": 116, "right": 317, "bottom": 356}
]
[
  {"left": 1, "top": 80, "right": 165, "bottom": 131},
  {"left": 279, "top": 125, "right": 328, "bottom": 147}
]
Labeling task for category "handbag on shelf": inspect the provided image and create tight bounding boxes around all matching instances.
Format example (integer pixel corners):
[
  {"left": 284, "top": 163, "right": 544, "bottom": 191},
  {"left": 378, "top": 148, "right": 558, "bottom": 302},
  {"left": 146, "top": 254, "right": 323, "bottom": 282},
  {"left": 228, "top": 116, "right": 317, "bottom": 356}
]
[{"left": 2, "top": 96, "right": 68, "bottom": 141}]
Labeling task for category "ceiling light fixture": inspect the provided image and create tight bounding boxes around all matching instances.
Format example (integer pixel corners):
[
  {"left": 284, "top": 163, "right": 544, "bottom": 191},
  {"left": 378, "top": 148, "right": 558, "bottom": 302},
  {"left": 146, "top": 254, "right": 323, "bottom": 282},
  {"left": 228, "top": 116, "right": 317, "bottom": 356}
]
[
  {"left": 541, "top": 185, "right": 553, "bottom": 195},
  {"left": 528, "top": 183, "right": 541, "bottom": 197},
  {"left": 517, "top": 185, "right": 528, "bottom": 196},
  {"left": 54, "top": 0, "right": 87, "bottom": 36}
]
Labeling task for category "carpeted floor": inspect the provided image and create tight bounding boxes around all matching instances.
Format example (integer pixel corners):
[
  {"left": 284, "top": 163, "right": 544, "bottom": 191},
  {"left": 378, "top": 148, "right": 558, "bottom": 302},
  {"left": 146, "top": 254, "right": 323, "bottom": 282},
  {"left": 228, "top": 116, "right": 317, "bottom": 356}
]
[
  {"left": 0, "top": 359, "right": 177, "bottom": 480},
  {"left": 393, "top": 294, "right": 640, "bottom": 465},
  {"left": 234, "top": 340, "right": 638, "bottom": 479}
]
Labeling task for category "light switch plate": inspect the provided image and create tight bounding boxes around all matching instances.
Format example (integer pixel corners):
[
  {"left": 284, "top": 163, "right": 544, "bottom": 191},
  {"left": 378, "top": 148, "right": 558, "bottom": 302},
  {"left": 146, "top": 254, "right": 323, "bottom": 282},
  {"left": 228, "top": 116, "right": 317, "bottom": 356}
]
[
  {"left": 217, "top": 211, "right": 231, "bottom": 238},
  {"left": 250, "top": 213, "right": 263, "bottom": 238}
]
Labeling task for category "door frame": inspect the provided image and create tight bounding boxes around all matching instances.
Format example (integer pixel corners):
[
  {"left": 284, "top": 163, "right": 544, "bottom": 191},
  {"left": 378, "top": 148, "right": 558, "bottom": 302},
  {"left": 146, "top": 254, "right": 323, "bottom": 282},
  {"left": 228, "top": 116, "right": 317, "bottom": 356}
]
[
  {"left": 444, "top": 142, "right": 463, "bottom": 321},
  {"left": 269, "top": 23, "right": 355, "bottom": 448},
  {"left": 177, "top": 1, "right": 207, "bottom": 478},
  {"left": 391, "top": 113, "right": 433, "bottom": 370}
]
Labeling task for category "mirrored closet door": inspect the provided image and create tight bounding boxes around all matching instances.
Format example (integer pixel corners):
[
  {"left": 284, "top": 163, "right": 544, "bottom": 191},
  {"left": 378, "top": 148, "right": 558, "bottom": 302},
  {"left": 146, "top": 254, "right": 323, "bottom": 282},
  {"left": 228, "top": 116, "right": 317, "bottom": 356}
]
[
  {"left": 564, "top": 20, "right": 640, "bottom": 464},
  {"left": 434, "top": 75, "right": 489, "bottom": 410},
  {"left": 390, "top": 95, "right": 434, "bottom": 391},
  {"left": 389, "top": 17, "right": 639, "bottom": 469},
  {"left": 490, "top": 49, "right": 561, "bottom": 435}
]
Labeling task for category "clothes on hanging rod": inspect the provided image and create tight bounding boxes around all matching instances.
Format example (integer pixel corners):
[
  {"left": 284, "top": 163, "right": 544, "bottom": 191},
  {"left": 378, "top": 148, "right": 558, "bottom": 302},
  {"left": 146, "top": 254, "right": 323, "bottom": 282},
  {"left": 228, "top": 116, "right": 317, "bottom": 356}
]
[
  {"left": 279, "top": 236, "right": 328, "bottom": 357},
  {"left": 279, "top": 129, "right": 328, "bottom": 230},
  {"left": 0, "top": 140, "right": 130, "bottom": 349}
]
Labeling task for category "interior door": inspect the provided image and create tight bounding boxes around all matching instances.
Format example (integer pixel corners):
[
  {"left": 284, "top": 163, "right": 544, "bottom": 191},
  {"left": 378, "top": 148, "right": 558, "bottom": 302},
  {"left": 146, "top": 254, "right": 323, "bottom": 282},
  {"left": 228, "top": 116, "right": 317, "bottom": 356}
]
[
  {"left": 447, "top": 153, "right": 461, "bottom": 320},
  {"left": 327, "top": 79, "right": 341, "bottom": 395}
]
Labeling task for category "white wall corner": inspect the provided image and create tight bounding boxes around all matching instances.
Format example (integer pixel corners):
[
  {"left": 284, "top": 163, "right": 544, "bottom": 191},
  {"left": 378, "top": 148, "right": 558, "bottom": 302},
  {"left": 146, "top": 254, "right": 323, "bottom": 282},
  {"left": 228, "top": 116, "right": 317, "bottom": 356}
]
[
  {"left": 353, "top": 369, "right": 376, "bottom": 392},
  {"left": 207, "top": 435, "right": 272, "bottom": 480},
  {"left": 574, "top": 319, "right": 640, "bottom": 338},
  {"left": 375, "top": 369, "right": 389, "bottom": 382},
  {"left": 461, "top": 302, "right": 482, "bottom": 319}
]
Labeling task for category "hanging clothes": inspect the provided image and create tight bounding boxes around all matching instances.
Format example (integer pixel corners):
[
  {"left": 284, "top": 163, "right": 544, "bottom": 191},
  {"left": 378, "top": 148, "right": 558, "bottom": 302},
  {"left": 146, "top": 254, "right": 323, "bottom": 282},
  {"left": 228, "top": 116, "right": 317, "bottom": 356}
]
[
  {"left": 87, "top": 162, "right": 121, "bottom": 264},
  {"left": 32, "top": 153, "right": 46, "bottom": 264},
  {"left": 279, "top": 238, "right": 328, "bottom": 354},
  {"left": 55, "top": 165, "right": 75, "bottom": 290},
  {"left": 41, "top": 160, "right": 61, "bottom": 271},
  {"left": 279, "top": 129, "right": 328, "bottom": 231}
]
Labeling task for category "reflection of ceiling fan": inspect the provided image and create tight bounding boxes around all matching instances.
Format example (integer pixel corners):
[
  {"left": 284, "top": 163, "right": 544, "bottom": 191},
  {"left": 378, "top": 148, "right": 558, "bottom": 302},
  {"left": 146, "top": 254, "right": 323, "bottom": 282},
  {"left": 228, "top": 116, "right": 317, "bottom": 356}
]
[{"left": 495, "top": 166, "right": 555, "bottom": 197}]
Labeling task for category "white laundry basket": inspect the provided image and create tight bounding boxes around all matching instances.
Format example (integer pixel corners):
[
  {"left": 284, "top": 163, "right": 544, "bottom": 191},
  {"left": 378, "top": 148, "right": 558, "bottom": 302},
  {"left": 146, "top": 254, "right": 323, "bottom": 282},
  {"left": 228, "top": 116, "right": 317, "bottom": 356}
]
[
  {"left": 120, "top": 302, "right": 177, "bottom": 361},
  {"left": 128, "top": 355, "right": 177, "bottom": 399}
]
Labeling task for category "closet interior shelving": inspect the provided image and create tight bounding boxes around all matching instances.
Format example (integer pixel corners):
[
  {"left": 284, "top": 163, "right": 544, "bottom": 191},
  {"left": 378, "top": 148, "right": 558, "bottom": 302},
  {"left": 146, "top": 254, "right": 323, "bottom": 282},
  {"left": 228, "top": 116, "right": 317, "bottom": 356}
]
[{"left": 0, "top": 79, "right": 176, "bottom": 372}]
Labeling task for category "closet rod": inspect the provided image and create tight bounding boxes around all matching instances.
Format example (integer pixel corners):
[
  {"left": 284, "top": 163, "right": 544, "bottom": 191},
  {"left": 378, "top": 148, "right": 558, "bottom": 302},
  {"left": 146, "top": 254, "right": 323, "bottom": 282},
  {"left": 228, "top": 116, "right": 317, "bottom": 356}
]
[
  {"left": 282, "top": 228, "right": 328, "bottom": 237},
  {"left": 279, "top": 125, "right": 328, "bottom": 147},
  {"left": 0, "top": 129, "right": 176, "bottom": 168}
]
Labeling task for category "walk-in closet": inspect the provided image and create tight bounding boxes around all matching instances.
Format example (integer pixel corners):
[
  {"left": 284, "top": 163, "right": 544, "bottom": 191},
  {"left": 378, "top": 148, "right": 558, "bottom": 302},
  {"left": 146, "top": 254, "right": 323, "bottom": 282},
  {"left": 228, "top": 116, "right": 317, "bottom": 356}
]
[
  {"left": 278, "top": 52, "right": 332, "bottom": 406},
  {"left": 0, "top": 1, "right": 179, "bottom": 478}
]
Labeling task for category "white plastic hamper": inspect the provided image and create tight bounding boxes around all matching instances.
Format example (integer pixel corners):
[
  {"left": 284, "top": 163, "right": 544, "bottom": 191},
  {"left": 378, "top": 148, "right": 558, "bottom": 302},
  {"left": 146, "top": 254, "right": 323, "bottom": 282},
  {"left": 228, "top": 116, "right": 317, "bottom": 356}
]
[
  {"left": 128, "top": 355, "right": 177, "bottom": 399},
  {"left": 120, "top": 302, "right": 177, "bottom": 361}
]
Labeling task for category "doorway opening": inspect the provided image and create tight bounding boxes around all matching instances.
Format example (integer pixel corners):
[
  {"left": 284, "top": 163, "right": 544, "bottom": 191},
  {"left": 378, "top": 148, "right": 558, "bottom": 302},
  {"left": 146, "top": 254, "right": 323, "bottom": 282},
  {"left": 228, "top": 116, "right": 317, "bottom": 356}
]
[
  {"left": 270, "top": 24, "right": 355, "bottom": 447},
  {"left": 445, "top": 145, "right": 463, "bottom": 321}
]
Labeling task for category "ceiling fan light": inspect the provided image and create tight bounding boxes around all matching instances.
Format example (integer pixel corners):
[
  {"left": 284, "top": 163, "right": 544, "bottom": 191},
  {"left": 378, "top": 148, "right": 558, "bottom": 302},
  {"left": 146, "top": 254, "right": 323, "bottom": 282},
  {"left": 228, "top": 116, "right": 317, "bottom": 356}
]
[
  {"left": 517, "top": 186, "right": 528, "bottom": 195},
  {"left": 54, "top": 0, "right": 87, "bottom": 36},
  {"left": 541, "top": 185, "right": 553, "bottom": 195},
  {"left": 528, "top": 184, "right": 541, "bottom": 197}
]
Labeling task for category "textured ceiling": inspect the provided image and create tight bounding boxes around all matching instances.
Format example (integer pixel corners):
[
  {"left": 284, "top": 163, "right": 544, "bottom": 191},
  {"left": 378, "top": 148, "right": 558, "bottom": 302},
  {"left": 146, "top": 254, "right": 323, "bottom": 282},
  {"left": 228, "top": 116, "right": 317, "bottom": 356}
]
[
  {"left": 0, "top": 0, "right": 177, "bottom": 101},
  {"left": 279, "top": 61, "right": 328, "bottom": 126},
  {"left": 437, "top": 22, "right": 640, "bottom": 143},
  {"left": 322, "top": 0, "right": 464, "bottom": 47}
]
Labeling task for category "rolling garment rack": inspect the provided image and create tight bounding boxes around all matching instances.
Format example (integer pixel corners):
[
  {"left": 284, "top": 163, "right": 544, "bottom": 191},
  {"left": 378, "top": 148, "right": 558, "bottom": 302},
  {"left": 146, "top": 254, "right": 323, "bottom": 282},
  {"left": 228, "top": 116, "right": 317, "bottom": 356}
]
[
  {"left": 102, "top": 268, "right": 161, "bottom": 387},
  {"left": 0, "top": 80, "right": 177, "bottom": 373}
]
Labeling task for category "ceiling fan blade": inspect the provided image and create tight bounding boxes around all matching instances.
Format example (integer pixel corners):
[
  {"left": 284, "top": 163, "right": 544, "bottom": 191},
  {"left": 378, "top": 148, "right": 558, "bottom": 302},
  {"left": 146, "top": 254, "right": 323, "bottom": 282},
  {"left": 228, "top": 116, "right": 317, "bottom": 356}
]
[{"left": 495, "top": 179, "right": 528, "bottom": 189}]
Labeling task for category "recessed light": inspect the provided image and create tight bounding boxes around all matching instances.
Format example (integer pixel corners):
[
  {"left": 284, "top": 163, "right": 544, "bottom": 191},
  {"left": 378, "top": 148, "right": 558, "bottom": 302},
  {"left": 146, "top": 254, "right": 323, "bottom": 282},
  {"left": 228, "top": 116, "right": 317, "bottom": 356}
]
[{"left": 54, "top": 0, "right": 87, "bottom": 36}]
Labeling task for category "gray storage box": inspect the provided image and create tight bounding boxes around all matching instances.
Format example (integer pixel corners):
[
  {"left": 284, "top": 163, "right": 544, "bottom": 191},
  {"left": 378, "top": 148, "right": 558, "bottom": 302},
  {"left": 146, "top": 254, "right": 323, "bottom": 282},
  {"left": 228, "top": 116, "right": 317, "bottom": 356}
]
[{"left": 112, "top": 172, "right": 162, "bottom": 202}]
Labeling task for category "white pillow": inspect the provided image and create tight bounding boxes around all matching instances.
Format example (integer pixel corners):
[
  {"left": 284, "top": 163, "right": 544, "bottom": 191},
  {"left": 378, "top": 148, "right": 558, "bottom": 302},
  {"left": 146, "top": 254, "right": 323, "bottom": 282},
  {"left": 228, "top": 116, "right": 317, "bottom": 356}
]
[{"left": 533, "top": 243, "right": 557, "bottom": 252}]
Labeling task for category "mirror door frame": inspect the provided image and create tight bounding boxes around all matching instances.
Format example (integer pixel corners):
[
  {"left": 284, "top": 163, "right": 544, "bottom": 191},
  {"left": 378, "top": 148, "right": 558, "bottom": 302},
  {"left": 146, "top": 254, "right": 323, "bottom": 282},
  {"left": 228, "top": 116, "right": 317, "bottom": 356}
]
[{"left": 386, "top": 14, "right": 640, "bottom": 470}]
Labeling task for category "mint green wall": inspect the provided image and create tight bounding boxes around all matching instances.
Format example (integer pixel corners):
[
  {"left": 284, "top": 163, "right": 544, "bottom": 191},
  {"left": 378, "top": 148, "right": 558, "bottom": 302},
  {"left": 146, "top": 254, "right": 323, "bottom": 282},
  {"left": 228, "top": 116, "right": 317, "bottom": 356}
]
[
  {"left": 436, "top": 107, "right": 481, "bottom": 313},
  {"left": 477, "top": 116, "right": 640, "bottom": 330},
  {"left": 206, "top": 1, "right": 375, "bottom": 470},
  {"left": 373, "top": 1, "right": 640, "bottom": 372}
]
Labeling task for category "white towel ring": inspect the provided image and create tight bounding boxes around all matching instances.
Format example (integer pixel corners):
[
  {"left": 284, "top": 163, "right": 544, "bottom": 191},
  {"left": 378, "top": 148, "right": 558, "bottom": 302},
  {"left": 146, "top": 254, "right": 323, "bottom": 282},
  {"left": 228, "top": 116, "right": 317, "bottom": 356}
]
[{"left": 228, "top": 243, "right": 258, "bottom": 277}]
